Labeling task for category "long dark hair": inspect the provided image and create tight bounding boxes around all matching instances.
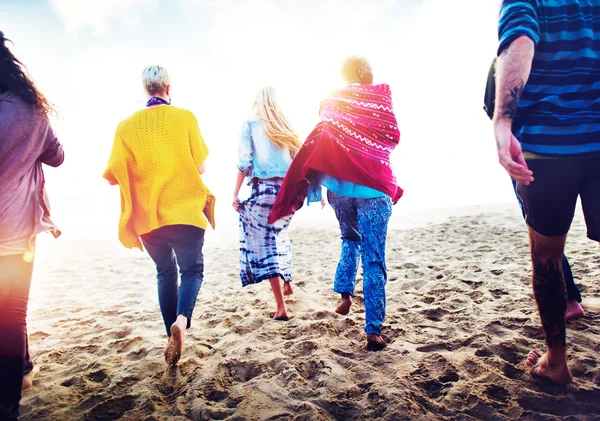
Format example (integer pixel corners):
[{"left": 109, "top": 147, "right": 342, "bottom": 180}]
[{"left": 0, "top": 31, "right": 54, "bottom": 115}]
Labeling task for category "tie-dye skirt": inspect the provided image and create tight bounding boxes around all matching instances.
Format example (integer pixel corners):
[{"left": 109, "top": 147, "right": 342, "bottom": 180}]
[{"left": 239, "top": 179, "right": 293, "bottom": 287}]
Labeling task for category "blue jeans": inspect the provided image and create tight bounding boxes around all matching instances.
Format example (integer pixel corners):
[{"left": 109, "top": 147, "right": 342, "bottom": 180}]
[
  {"left": 140, "top": 225, "right": 205, "bottom": 336},
  {"left": 327, "top": 190, "right": 393, "bottom": 336},
  {"left": 512, "top": 180, "right": 582, "bottom": 303}
]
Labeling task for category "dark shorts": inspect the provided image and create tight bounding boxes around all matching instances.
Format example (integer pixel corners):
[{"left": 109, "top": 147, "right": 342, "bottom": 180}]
[{"left": 516, "top": 157, "right": 600, "bottom": 241}]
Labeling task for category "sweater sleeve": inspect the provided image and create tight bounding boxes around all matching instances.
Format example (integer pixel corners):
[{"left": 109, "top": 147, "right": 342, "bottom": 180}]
[
  {"left": 39, "top": 119, "right": 64, "bottom": 167},
  {"left": 498, "top": 0, "right": 540, "bottom": 55},
  {"left": 103, "top": 124, "right": 124, "bottom": 186},
  {"left": 188, "top": 112, "right": 209, "bottom": 168}
]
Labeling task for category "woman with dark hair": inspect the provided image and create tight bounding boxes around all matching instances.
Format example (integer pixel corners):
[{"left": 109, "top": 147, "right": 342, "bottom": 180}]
[{"left": 0, "top": 31, "right": 64, "bottom": 420}]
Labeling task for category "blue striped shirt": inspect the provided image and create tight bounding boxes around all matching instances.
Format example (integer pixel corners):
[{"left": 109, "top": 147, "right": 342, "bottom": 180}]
[{"left": 498, "top": 0, "right": 600, "bottom": 156}]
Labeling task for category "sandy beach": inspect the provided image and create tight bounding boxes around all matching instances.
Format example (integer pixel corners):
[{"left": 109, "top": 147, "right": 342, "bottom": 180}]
[{"left": 18, "top": 204, "right": 600, "bottom": 421}]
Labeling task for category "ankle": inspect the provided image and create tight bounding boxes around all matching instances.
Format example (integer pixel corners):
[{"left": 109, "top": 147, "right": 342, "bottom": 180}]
[
  {"left": 176, "top": 315, "right": 188, "bottom": 327},
  {"left": 546, "top": 348, "right": 568, "bottom": 367}
]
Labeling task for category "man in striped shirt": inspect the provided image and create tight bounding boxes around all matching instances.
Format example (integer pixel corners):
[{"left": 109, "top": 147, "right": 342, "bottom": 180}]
[{"left": 494, "top": 0, "right": 600, "bottom": 384}]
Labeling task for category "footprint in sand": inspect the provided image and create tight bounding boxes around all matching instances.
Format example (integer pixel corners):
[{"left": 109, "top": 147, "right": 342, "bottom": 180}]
[
  {"left": 85, "top": 395, "right": 137, "bottom": 420},
  {"left": 111, "top": 336, "right": 144, "bottom": 353},
  {"left": 220, "top": 359, "right": 264, "bottom": 383},
  {"left": 282, "top": 340, "right": 319, "bottom": 358},
  {"left": 86, "top": 369, "right": 108, "bottom": 383}
]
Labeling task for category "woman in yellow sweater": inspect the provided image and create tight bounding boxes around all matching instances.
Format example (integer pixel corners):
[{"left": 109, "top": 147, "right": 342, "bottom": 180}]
[{"left": 104, "top": 65, "right": 215, "bottom": 366}]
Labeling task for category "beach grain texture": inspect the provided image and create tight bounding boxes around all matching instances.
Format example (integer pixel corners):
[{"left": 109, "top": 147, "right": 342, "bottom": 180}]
[{"left": 19, "top": 207, "right": 600, "bottom": 421}]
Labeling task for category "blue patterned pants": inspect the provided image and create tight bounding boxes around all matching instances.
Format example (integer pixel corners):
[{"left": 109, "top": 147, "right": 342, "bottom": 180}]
[
  {"left": 239, "top": 180, "right": 293, "bottom": 287},
  {"left": 327, "top": 190, "right": 392, "bottom": 335}
]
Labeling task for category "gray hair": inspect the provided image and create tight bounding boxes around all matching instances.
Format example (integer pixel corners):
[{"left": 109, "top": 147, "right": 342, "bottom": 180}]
[
  {"left": 142, "top": 65, "right": 170, "bottom": 96},
  {"left": 341, "top": 55, "right": 370, "bottom": 83}
]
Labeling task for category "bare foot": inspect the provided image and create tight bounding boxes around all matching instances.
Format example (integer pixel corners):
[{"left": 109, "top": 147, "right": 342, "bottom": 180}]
[
  {"left": 271, "top": 308, "right": 289, "bottom": 321},
  {"left": 366, "top": 334, "right": 386, "bottom": 351},
  {"left": 335, "top": 297, "right": 352, "bottom": 316},
  {"left": 283, "top": 282, "right": 294, "bottom": 296},
  {"left": 527, "top": 349, "right": 573, "bottom": 384},
  {"left": 566, "top": 300, "right": 584, "bottom": 320},
  {"left": 165, "top": 317, "right": 186, "bottom": 366},
  {"left": 21, "top": 365, "right": 40, "bottom": 391}
]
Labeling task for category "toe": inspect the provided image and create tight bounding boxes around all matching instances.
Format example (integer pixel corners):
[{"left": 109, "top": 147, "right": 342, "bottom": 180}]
[{"left": 527, "top": 350, "right": 541, "bottom": 366}]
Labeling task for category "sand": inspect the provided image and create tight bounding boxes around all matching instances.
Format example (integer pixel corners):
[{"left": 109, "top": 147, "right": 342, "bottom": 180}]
[{"left": 18, "top": 205, "right": 600, "bottom": 421}]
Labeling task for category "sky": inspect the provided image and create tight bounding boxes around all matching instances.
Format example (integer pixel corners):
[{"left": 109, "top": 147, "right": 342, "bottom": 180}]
[{"left": 2, "top": 0, "right": 507, "bottom": 240}]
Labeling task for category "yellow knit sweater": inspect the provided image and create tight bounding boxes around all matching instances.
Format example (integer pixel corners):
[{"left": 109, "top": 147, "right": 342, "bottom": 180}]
[{"left": 104, "top": 105, "right": 215, "bottom": 249}]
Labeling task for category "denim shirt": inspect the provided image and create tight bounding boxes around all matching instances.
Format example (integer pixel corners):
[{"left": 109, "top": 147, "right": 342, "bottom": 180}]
[
  {"left": 237, "top": 117, "right": 292, "bottom": 180},
  {"left": 307, "top": 172, "right": 385, "bottom": 204}
]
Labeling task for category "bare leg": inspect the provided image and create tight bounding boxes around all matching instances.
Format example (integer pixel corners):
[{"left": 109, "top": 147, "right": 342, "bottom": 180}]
[
  {"left": 270, "top": 277, "right": 288, "bottom": 320},
  {"left": 335, "top": 292, "right": 352, "bottom": 315},
  {"left": 164, "top": 314, "right": 187, "bottom": 366},
  {"left": 526, "top": 229, "right": 572, "bottom": 384},
  {"left": 283, "top": 281, "right": 294, "bottom": 296},
  {"left": 566, "top": 300, "right": 584, "bottom": 320},
  {"left": 21, "top": 365, "right": 39, "bottom": 391}
]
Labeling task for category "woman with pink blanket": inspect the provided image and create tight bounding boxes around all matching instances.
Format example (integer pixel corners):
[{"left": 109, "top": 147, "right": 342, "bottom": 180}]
[{"left": 269, "top": 56, "right": 402, "bottom": 350}]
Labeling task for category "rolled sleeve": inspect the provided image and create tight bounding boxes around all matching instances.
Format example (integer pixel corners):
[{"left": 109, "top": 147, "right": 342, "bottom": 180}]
[
  {"left": 237, "top": 120, "right": 253, "bottom": 177},
  {"left": 39, "top": 122, "right": 64, "bottom": 167},
  {"left": 498, "top": 0, "right": 540, "bottom": 55}
]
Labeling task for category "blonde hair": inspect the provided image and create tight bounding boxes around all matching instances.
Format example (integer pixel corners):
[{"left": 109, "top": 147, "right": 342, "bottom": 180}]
[
  {"left": 142, "top": 65, "right": 170, "bottom": 96},
  {"left": 341, "top": 55, "right": 370, "bottom": 84},
  {"left": 253, "top": 86, "right": 301, "bottom": 153}
]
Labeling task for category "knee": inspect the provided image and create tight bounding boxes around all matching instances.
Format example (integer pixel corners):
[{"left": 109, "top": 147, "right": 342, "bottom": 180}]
[
  {"left": 0, "top": 317, "right": 27, "bottom": 356},
  {"left": 156, "top": 265, "right": 178, "bottom": 283},
  {"left": 361, "top": 249, "right": 386, "bottom": 267},
  {"left": 180, "top": 263, "right": 204, "bottom": 278},
  {"left": 340, "top": 228, "right": 361, "bottom": 242},
  {"left": 529, "top": 229, "right": 566, "bottom": 263},
  {"left": 341, "top": 235, "right": 361, "bottom": 245},
  {"left": 362, "top": 260, "right": 387, "bottom": 280}
]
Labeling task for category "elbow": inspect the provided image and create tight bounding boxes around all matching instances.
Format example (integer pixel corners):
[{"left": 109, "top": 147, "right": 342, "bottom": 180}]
[
  {"left": 43, "top": 152, "right": 64, "bottom": 168},
  {"left": 512, "top": 35, "right": 535, "bottom": 51},
  {"left": 53, "top": 153, "right": 65, "bottom": 167},
  {"left": 503, "top": 35, "right": 535, "bottom": 58},
  {"left": 103, "top": 176, "right": 117, "bottom": 186},
  {"left": 237, "top": 166, "right": 252, "bottom": 178},
  {"left": 40, "top": 144, "right": 65, "bottom": 167}
]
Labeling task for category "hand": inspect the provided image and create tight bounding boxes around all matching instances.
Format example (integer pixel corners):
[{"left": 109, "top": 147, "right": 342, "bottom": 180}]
[
  {"left": 494, "top": 120, "right": 534, "bottom": 184},
  {"left": 232, "top": 195, "right": 240, "bottom": 213},
  {"left": 320, "top": 199, "right": 326, "bottom": 209}
]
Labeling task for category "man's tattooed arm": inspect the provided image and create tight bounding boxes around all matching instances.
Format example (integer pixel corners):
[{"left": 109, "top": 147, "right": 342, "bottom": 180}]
[
  {"left": 494, "top": 36, "right": 535, "bottom": 122},
  {"left": 502, "top": 81, "right": 525, "bottom": 120}
]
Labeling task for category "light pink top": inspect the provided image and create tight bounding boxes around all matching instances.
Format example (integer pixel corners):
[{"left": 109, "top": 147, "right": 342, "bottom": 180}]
[{"left": 0, "top": 91, "right": 63, "bottom": 256}]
